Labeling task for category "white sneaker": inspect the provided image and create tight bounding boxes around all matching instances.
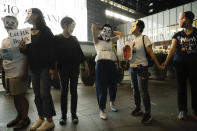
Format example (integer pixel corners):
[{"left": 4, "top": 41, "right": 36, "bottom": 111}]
[
  {"left": 111, "top": 106, "right": 118, "bottom": 112},
  {"left": 30, "top": 118, "right": 44, "bottom": 131},
  {"left": 178, "top": 111, "right": 186, "bottom": 120},
  {"left": 100, "top": 111, "right": 107, "bottom": 120},
  {"left": 36, "top": 120, "right": 55, "bottom": 131}
]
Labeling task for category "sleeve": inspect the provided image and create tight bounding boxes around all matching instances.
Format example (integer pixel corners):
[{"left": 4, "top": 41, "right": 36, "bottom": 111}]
[
  {"left": 144, "top": 35, "right": 151, "bottom": 48},
  {"left": 172, "top": 32, "right": 179, "bottom": 40},
  {"left": 45, "top": 27, "right": 56, "bottom": 69},
  {"left": 72, "top": 36, "right": 86, "bottom": 63}
]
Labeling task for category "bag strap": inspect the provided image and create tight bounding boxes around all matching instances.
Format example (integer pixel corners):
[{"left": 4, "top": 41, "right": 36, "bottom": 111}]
[
  {"left": 111, "top": 41, "right": 120, "bottom": 67},
  {"left": 142, "top": 35, "right": 148, "bottom": 57}
]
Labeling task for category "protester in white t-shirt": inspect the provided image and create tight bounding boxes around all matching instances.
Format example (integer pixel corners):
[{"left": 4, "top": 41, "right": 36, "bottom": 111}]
[
  {"left": 128, "top": 20, "right": 162, "bottom": 124},
  {"left": 92, "top": 24, "right": 123, "bottom": 120},
  {"left": 0, "top": 15, "right": 30, "bottom": 130}
]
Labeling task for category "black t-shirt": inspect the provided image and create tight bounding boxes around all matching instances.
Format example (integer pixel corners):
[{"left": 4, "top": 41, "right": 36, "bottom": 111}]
[
  {"left": 24, "top": 26, "right": 55, "bottom": 70},
  {"left": 54, "top": 34, "right": 86, "bottom": 69},
  {"left": 172, "top": 27, "right": 197, "bottom": 63}
]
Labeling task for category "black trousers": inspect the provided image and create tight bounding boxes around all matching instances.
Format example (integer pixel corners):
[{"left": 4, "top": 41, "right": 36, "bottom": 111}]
[
  {"left": 174, "top": 62, "right": 197, "bottom": 115},
  {"left": 58, "top": 67, "right": 79, "bottom": 118}
]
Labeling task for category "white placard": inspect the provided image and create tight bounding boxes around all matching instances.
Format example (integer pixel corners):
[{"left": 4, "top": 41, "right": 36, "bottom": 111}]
[{"left": 8, "top": 28, "right": 31, "bottom": 47}]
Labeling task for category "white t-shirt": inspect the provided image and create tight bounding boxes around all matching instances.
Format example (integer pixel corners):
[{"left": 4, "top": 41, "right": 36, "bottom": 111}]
[
  {"left": 94, "top": 40, "right": 117, "bottom": 62},
  {"left": 129, "top": 35, "right": 151, "bottom": 67},
  {"left": 1, "top": 38, "right": 24, "bottom": 78}
]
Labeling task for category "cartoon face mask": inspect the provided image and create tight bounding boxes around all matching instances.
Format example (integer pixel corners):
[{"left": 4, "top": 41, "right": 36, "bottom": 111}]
[
  {"left": 131, "top": 20, "right": 138, "bottom": 34},
  {"left": 2, "top": 16, "right": 18, "bottom": 31},
  {"left": 67, "top": 22, "right": 76, "bottom": 35},
  {"left": 24, "top": 9, "right": 33, "bottom": 24},
  {"left": 100, "top": 27, "right": 112, "bottom": 41}
]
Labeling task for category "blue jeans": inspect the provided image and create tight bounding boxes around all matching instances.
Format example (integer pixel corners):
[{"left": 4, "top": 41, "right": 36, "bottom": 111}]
[
  {"left": 95, "top": 60, "right": 117, "bottom": 110},
  {"left": 130, "top": 66, "right": 151, "bottom": 114},
  {"left": 30, "top": 68, "right": 56, "bottom": 118}
]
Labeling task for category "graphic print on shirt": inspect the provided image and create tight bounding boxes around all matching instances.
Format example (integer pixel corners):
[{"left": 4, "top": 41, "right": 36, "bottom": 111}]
[{"left": 177, "top": 36, "right": 197, "bottom": 54}]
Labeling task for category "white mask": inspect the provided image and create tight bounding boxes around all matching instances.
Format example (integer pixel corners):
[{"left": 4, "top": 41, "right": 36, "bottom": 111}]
[
  {"left": 100, "top": 27, "right": 112, "bottom": 41},
  {"left": 24, "top": 9, "right": 33, "bottom": 24},
  {"left": 67, "top": 22, "right": 76, "bottom": 35},
  {"left": 2, "top": 16, "right": 18, "bottom": 31}
]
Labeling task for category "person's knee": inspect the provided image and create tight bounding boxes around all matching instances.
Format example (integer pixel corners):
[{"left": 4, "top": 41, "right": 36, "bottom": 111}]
[
  {"left": 70, "top": 88, "right": 77, "bottom": 96},
  {"left": 140, "top": 90, "right": 149, "bottom": 98}
]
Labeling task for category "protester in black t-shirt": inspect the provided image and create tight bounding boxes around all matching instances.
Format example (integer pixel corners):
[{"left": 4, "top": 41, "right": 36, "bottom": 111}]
[
  {"left": 162, "top": 11, "right": 197, "bottom": 120},
  {"left": 18, "top": 8, "right": 56, "bottom": 131},
  {"left": 55, "top": 17, "right": 90, "bottom": 125}
]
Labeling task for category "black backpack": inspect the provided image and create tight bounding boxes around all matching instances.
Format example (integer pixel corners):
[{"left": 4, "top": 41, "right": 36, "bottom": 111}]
[{"left": 142, "top": 35, "right": 154, "bottom": 67}]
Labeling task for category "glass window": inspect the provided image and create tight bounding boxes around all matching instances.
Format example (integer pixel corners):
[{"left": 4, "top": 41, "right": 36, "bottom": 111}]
[{"left": 0, "top": 0, "right": 88, "bottom": 43}]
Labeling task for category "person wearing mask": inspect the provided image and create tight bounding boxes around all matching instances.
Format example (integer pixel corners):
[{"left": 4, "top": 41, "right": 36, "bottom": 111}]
[
  {"left": 55, "top": 17, "right": 90, "bottom": 125},
  {"left": 18, "top": 8, "right": 56, "bottom": 131},
  {"left": 1, "top": 15, "right": 30, "bottom": 130},
  {"left": 128, "top": 20, "right": 162, "bottom": 124},
  {"left": 161, "top": 11, "right": 197, "bottom": 120},
  {"left": 92, "top": 24, "right": 122, "bottom": 120}
]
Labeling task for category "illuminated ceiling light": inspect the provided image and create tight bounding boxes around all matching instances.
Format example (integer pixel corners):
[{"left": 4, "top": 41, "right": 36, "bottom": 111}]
[
  {"left": 105, "top": 10, "right": 133, "bottom": 22},
  {"left": 100, "top": 0, "right": 135, "bottom": 14},
  {"left": 149, "top": 2, "right": 153, "bottom": 6},
  {"left": 149, "top": 9, "right": 153, "bottom": 13}
]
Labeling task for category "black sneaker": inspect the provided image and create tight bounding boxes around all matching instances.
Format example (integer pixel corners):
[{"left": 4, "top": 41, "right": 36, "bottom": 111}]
[
  {"left": 131, "top": 108, "right": 143, "bottom": 116},
  {"left": 141, "top": 113, "right": 152, "bottom": 124},
  {"left": 59, "top": 116, "right": 67, "bottom": 125},
  {"left": 72, "top": 115, "right": 79, "bottom": 124}
]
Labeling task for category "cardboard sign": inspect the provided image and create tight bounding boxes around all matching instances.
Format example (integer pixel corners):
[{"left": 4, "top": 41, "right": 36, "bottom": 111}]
[{"left": 8, "top": 28, "right": 31, "bottom": 47}]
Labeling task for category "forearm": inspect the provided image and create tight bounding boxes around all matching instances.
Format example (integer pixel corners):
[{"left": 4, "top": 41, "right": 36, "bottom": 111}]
[
  {"left": 22, "top": 55, "right": 28, "bottom": 71},
  {"left": 164, "top": 49, "right": 176, "bottom": 66},
  {"left": 113, "top": 31, "right": 123, "bottom": 37},
  {"left": 84, "top": 61, "right": 88, "bottom": 67},
  {"left": 92, "top": 24, "right": 100, "bottom": 44},
  {"left": 150, "top": 51, "right": 160, "bottom": 67}
]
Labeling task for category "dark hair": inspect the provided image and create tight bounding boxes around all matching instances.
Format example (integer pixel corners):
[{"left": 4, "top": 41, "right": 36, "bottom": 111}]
[
  {"left": 31, "top": 8, "right": 46, "bottom": 30},
  {"left": 4, "top": 15, "right": 18, "bottom": 26},
  {"left": 184, "top": 11, "right": 195, "bottom": 24},
  {"left": 100, "top": 24, "right": 112, "bottom": 31},
  {"left": 136, "top": 20, "right": 145, "bottom": 33},
  {"left": 60, "top": 17, "right": 74, "bottom": 28}
]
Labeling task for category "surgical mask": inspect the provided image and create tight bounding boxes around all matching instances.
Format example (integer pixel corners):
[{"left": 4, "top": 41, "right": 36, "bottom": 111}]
[
  {"left": 27, "top": 18, "right": 33, "bottom": 24},
  {"left": 24, "top": 9, "right": 33, "bottom": 24},
  {"left": 131, "top": 20, "right": 138, "bottom": 34},
  {"left": 100, "top": 27, "right": 112, "bottom": 41},
  {"left": 2, "top": 16, "right": 18, "bottom": 31},
  {"left": 67, "top": 22, "right": 76, "bottom": 35}
]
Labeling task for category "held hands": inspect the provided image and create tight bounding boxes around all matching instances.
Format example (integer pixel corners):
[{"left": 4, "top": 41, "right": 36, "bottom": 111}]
[
  {"left": 161, "top": 63, "right": 167, "bottom": 70},
  {"left": 156, "top": 63, "right": 167, "bottom": 70},
  {"left": 18, "top": 40, "right": 26, "bottom": 52},
  {"left": 49, "top": 69, "right": 55, "bottom": 80}
]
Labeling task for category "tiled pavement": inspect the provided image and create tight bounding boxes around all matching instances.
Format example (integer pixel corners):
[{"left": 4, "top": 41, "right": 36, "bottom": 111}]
[{"left": 0, "top": 78, "right": 197, "bottom": 131}]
